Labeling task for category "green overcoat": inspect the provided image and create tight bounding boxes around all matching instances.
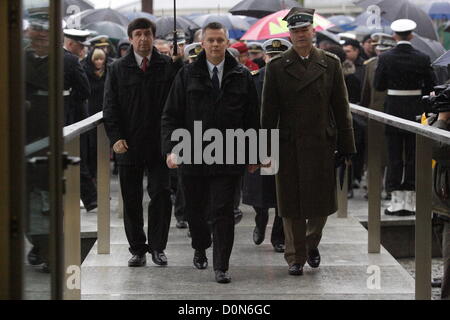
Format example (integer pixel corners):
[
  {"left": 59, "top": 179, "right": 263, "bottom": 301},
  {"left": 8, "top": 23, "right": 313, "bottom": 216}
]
[{"left": 261, "top": 47, "right": 356, "bottom": 219}]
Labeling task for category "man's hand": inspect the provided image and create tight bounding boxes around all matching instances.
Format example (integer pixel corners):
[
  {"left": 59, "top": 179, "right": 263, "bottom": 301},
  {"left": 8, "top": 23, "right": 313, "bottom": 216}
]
[
  {"left": 166, "top": 153, "right": 179, "bottom": 169},
  {"left": 113, "top": 139, "right": 128, "bottom": 154},
  {"left": 247, "top": 164, "right": 260, "bottom": 173}
]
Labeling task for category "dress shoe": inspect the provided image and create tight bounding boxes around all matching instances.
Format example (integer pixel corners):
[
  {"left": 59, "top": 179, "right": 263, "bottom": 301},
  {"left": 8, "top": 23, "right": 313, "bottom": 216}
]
[
  {"left": 151, "top": 250, "right": 168, "bottom": 266},
  {"left": 215, "top": 270, "right": 231, "bottom": 283},
  {"left": 288, "top": 264, "right": 304, "bottom": 276},
  {"left": 128, "top": 254, "right": 146, "bottom": 267},
  {"left": 193, "top": 250, "right": 208, "bottom": 269},
  {"left": 234, "top": 209, "right": 243, "bottom": 225},
  {"left": 252, "top": 226, "right": 265, "bottom": 245},
  {"left": 307, "top": 248, "right": 321, "bottom": 268},
  {"left": 176, "top": 220, "right": 188, "bottom": 229},
  {"left": 27, "top": 247, "right": 43, "bottom": 266},
  {"left": 85, "top": 201, "right": 97, "bottom": 212},
  {"left": 273, "top": 243, "right": 285, "bottom": 253}
]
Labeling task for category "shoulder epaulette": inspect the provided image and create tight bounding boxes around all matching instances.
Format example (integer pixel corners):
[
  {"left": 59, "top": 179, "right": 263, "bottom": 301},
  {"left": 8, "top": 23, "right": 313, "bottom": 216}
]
[
  {"left": 324, "top": 51, "right": 340, "bottom": 61},
  {"left": 251, "top": 69, "right": 260, "bottom": 76},
  {"left": 364, "top": 57, "right": 377, "bottom": 65}
]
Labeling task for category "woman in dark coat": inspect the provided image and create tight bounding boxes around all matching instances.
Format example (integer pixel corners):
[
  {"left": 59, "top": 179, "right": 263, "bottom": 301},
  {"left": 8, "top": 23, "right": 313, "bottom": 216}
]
[{"left": 82, "top": 48, "right": 107, "bottom": 178}]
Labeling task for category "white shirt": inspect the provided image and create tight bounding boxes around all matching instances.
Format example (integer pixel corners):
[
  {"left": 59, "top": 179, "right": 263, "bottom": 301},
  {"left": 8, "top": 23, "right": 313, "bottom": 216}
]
[
  {"left": 397, "top": 41, "right": 412, "bottom": 46},
  {"left": 134, "top": 51, "right": 152, "bottom": 69},
  {"left": 206, "top": 59, "right": 225, "bottom": 87}
]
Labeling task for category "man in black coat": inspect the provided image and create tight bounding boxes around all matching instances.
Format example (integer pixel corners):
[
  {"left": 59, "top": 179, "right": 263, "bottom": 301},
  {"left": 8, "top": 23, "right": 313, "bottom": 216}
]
[
  {"left": 103, "top": 18, "right": 182, "bottom": 267},
  {"left": 243, "top": 38, "right": 289, "bottom": 253},
  {"left": 63, "top": 29, "right": 98, "bottom": 212},
  {"left": 374, "top": 19, "right": 436, "bottom": 216},
  {"left": 161, "top": 22, "right": 260, "bottom": 283}
]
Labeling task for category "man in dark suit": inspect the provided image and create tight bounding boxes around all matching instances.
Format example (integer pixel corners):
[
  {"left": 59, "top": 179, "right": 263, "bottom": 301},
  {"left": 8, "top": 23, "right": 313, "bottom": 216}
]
[
  {"left": 161, "top": 22, "right": 260, "bottom": 283},
  {"left": 374, "top": 19, "right": 436, "bottom": 216},
  {"left": 103, "top": 18, "right": 182, "bottom": 267}
]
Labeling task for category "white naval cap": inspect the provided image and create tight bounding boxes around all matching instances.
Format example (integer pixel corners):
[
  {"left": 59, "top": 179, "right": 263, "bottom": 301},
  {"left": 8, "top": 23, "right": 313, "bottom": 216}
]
[
  {"left": 390, "top": 19, "right": 417, "bottom": 33},
  {"left": 184, "top": 42, "right": 203, "bottom": 59},
  {"left": 262, "top": 38, "right": 292, "bottom": 54},
  {"left": 63, "top": 28, "right": 91, "bottom": 46}
]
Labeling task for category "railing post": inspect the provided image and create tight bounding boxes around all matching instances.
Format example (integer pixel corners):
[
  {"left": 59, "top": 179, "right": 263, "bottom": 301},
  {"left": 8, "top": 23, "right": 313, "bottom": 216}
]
[
  {"left": 337, "top": 166, "right": 348, "bottom": 218},
  {"left": 97, "top": 124, "right": 110, "bottom": 254},
  {"left": 415, "top": 134, "right": 432, "bottom": 300},
  {"left": 63, "top": 136, "right": 81, "bottom": 300},
  {"left": 368, "top": 119, "right": 382, "bottom": 253}
]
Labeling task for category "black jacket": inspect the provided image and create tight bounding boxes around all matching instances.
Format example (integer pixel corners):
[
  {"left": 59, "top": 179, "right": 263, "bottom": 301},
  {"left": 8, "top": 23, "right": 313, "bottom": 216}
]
[
  {"left": 374, "top": 43, "right": 436, "bottom": 122},
  {"left": 82, "top": 50, "right": 107, "bottom": 116},
  {"left": 103, "top": 47, "right": 182, "bottom": 166},
  {"left": 64, "top": 49, "right": 91, "bottom": 125},
  {"left": 161, "top": 50, "right": 260, "bottom": 176}
]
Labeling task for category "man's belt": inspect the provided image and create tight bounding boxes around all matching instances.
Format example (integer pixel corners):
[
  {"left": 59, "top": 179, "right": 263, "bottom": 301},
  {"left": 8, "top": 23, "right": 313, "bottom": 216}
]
[
  {"left": 34, "top": 89, "right": 71, "bottom": 96},
  {"left": 387, "top": 89, "right": 422, "bottom": 96}
]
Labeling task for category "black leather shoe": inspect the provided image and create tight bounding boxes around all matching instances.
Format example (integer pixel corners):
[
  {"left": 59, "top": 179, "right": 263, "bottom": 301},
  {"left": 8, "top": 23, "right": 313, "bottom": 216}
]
[
  {"left": 288, "top": 264, "right": 304, "bottom": 276},
  {"left": 85, "top": 201, "right": 98, "bottom": 212},
  {"left": 253, "top": 226, "right": 265, "bottom": 245},
  {"left": 27, "top": 247, "right": 43, "bottom": 266},
  {"left": 176, "top": 220, "right": 188, "bottom": 229},
  {"left": 215, "top": 270, "right": 231, "bottom": 283},
  {"left": 193, "top": 250, "right": 208, "bottom": 269},
  {"left": 273, "top": 244, "right": 285, "bottom": 253},
  {"left": 151, "top": 250, "right": 168, "bottom": 266},
  {"left": 128, "top": 254, "right": 146, "bottom": 267},
  {"left": 307, "top": 248, "right": 321, "bottom": 268}
]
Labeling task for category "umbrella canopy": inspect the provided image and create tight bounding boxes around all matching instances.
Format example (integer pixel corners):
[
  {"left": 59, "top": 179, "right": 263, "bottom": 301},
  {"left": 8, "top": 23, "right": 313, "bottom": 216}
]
[
  {"left": 123, "top": 11, "right": 157, "bottom": 22},
  {"left": 422, "top": 2, "right": 450, "bottom": 20},
  {"left": 229, "top": 0, "right": 301, "bottom": 19},
  {"left": 191, "top": 14, "right": 251, "bottom": 30},
  {"left": 411, "top": 33, "right": 446, "bottom": 61},
  {"left": 84, "top": 21, "right": 127, "bottom": 43},
  {"left": 66, "top": 8, "right": 130, "bottom": 27},
  {"left": 327, "top": 15, "right": 355, "bottom": 31},
  {"left": 432, "top": 50, "right": 450, "bottom": 67},
  {"left": 241, "top": 9, "right": 334, "bottom": 41},
  {"left": 24, "top": 0, "right": 94, "bottom": 15},
  {"left": 355, "top": 0, "right": 439, "bottom": 41},
  {"left": 155, "top": 16, "right": 199, "bottom": 39}
]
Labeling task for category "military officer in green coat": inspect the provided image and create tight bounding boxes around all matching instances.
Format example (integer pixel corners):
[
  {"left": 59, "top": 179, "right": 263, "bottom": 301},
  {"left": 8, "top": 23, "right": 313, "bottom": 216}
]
[{"left": 261, "top": 7, "right": 356, "bottom": 276}]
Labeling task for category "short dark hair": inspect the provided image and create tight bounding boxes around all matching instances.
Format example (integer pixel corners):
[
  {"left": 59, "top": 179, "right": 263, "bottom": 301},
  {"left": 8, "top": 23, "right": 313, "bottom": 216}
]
[
  {"left": 343, "top": 39, "right": 361, "bottom": 51},
  {"left": 395, "top": 31, "right": 412, "bottom": 40},
  {"left": 362, "top": 34, "right": 372, "bottom": 44},
  {"left": 128, "top": 18, "right": 156, "bottom": 38},
  {"left": 202, "top": 22, "right": 228, "bottom": 38}
]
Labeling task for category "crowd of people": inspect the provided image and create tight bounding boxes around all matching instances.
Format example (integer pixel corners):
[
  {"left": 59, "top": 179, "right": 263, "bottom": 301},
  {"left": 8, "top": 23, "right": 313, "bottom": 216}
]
[{"left": 23, "top": 6, "right": 449, "bottom": 298}]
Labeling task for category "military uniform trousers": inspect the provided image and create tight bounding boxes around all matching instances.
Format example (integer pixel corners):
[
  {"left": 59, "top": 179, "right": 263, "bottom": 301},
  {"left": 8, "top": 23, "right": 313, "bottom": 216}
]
[
  {"left": 282, "top": 216, "right": 328, "bottom": 266},
  {"left": 180, "top": 174, "right": 241, "bottom": 271},
  {"left": 385, "top": 129, "right": 416, "bottom": 193},
  {"left": 119, "top": 159, "right": 172, "bottom": 256}
]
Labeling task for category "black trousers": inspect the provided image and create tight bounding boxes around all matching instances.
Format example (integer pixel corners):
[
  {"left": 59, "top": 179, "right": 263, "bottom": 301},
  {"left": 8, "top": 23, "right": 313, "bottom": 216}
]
[
  {"left": 254, "top": 207, "right": 284, "bottom": 246},
  {"left": 385, "top": 130, "right": 416, "bottom": 192},
  {"left": 119, "top": 160, "right": 172, "bottom": 256},
  {"left": 80, "top": 132, "right": 97, "bottom": 206},
  {"left": 180, "top": 174, "right": 240, "bottom": 271}
]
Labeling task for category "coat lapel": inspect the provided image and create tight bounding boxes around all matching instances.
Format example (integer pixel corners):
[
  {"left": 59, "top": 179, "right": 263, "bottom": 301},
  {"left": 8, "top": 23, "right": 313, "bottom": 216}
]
[{"left": 283, "top": 47, "right": 328, "bottom": 92}]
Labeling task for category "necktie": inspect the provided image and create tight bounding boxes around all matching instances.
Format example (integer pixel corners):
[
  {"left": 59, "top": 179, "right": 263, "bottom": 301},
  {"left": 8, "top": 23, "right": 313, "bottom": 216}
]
[
  {"left": 212, "top": 66, "right": 220, "bottom": 91},
  {"left": 141, "top": 57, "right": 148, "bottom": 72}
]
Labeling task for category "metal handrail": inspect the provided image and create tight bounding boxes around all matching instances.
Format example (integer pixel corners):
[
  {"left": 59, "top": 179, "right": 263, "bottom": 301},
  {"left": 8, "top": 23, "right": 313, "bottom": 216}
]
[
  {"left": 350, "top": 104, "right": 450, "bottom": 145},
  {"left": 63, "top": 112, "right": 103, "bottom": 143}
]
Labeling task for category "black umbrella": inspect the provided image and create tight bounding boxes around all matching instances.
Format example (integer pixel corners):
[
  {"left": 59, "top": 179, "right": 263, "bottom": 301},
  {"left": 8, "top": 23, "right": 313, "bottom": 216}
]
[
  {"left": 66, "top": 8, "right": 130, "bottom": 27},
  {"left": 229, "top": 0, "right": 301, "bottom": 19},
  {"left": 84, "top": 21, "right": 127, "bottom": 43},
  {"left": 24, "top": 0, "right": 94, "bottom": 15},
  {"left": 155, "top": 16, "right": 199, "bottom": 39},
  {"left": 411, "top": 33, "right": 446, "bottom": 61},
  {"left": 355, "top": 0, "right": 439, "bottom": 41}
]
